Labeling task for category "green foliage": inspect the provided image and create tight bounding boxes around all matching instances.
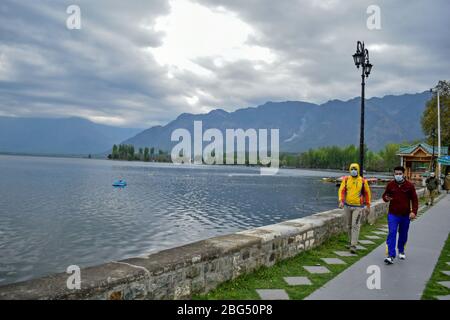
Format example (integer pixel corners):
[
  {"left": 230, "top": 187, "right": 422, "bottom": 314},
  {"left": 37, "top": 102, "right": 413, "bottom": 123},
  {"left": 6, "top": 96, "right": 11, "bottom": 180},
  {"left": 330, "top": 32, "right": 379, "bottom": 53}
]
[
  {"left": 143, "top": 147, "right": 150, "bottom": 162},
  {"left": 421, "top": 80, "right": 450, "bottom": 148},
  {"left": 111, "top": 142, "right": 415, "bottom": 171},
  {"left": 112, "top": 144, "right": 118, "bottom": 159},
  {"left": 280, "top": 143, "right": 403, "bottom": 172},
  {"left": 110, "top": 144, "right": 170, "bottom": 162},
  {"left": 378, "top": 143, "right": 401, "bottom": 172},
  {"left": 281, "top": 145, "right": 354, "bottom": 170}
]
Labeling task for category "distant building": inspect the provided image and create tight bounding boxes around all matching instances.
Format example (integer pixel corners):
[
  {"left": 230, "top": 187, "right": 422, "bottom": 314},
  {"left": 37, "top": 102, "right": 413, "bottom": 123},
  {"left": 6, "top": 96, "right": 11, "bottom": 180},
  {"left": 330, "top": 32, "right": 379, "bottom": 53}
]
[{"left": 397, "top": 143, "right": 449, "bottom": 181}]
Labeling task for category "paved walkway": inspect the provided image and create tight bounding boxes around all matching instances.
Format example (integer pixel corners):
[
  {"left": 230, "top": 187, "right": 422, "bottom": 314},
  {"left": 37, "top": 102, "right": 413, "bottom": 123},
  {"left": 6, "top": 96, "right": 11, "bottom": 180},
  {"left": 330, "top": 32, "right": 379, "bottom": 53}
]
[{"left": 305, "top": 194, "right": 450, "bottom": 300}]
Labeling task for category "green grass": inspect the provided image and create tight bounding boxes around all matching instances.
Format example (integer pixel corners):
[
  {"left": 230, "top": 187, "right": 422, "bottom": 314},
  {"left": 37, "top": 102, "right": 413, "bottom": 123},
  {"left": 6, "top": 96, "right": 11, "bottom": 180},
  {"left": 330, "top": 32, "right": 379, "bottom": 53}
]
[
  {"left": 418, "top": 193, "right": 427, "bottom": 205},
  {"left": 422, "top": 233, "right": 450, "bottom": 300},
  {"left": 193, "top": 214, "right": 389, "bottom": 300}
]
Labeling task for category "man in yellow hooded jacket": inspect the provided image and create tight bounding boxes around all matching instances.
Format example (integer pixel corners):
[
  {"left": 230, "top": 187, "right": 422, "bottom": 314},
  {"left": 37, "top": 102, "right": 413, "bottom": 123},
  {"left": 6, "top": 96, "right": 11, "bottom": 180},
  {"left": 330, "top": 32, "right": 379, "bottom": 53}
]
[{"left": 338, "top": 163, "right": 372, "bottom": 253}]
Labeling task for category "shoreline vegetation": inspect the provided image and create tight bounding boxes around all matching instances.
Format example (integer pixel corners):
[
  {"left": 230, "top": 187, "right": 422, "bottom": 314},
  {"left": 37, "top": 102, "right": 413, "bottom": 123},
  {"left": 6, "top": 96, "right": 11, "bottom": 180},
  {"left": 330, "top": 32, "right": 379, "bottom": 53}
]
[
  {"left": 107, "top": 142, "right": 413, "bottom": 173},
  {"left": 108, "top": 144, "right": 171, "bottom": 163}
]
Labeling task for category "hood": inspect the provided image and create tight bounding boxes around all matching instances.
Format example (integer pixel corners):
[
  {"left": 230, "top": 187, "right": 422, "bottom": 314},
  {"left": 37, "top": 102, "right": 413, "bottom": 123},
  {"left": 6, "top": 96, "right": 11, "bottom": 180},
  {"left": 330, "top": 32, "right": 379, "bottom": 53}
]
[{"left": 349, "top": 163, "right": 360, "bottom": 176}]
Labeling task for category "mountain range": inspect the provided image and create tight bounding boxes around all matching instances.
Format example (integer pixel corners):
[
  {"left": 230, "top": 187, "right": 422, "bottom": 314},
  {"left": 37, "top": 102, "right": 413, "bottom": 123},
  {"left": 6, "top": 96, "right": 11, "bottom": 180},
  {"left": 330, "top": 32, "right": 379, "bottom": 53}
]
[
  {"left": 0, "top": 91, "right": 430, "bottom": 155},
  {"left": 122, "top": 91, "right": 430, "bottom": 153}
]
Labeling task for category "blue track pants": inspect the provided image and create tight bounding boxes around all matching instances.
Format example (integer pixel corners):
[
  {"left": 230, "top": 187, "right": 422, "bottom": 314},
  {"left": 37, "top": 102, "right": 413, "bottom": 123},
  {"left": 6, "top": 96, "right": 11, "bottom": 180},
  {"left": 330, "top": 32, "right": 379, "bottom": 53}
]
[{"left": 386, "top": 213, "right": 410, "bottom": 258}]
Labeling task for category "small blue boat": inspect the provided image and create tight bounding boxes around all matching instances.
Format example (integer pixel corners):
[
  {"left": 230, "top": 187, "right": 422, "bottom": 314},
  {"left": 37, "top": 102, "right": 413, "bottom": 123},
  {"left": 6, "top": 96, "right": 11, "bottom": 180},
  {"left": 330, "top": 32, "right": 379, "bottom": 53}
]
[{"left": 112, "top": 179, "right": 127, "bottom": 187}]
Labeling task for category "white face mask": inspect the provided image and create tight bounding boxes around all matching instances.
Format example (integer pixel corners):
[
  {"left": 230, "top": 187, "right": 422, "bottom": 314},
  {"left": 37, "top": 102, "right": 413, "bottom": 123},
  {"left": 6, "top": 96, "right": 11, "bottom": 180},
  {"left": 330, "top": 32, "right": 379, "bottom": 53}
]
[
  {"left": 394, "top": 174, "right": 404, "bottom": 183},
  {"left": 350, "top": 169, "right": 358, "bottom": 177}
]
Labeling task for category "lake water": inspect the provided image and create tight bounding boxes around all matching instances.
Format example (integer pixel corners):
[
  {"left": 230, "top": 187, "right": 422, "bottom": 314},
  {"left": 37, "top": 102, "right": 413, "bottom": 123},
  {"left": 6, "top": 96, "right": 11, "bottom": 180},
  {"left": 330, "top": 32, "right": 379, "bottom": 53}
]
[{"left": 0, "top": 155, "right": 380, "bottom": 285}]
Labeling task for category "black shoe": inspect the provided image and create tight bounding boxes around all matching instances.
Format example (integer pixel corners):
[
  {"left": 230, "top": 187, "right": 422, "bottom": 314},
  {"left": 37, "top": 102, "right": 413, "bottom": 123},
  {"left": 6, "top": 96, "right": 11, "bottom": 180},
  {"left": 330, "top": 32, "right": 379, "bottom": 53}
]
[{"left": 350, "top": 246, "right": 357, "bottom": 254}]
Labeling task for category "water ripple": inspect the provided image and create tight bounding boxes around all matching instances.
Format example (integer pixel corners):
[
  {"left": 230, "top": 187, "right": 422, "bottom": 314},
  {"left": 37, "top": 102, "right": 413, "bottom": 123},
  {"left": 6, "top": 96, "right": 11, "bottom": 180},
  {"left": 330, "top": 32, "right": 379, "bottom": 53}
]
[{"left": 0, "top": 155, "right": 381, "bottom": 285}]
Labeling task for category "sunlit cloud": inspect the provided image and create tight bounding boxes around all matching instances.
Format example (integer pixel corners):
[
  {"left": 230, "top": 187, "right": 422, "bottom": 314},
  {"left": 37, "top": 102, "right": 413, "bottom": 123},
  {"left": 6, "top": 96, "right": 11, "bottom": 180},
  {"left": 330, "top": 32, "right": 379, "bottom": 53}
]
[
  {"left": 367, "top": 43, "right": 391, "bottom": 53},
  {"left": 84, "top": 115, "right": 128, "bottom": 126},
  {"left": 149, "top": 0, "right": 276, "bottom": 76}
]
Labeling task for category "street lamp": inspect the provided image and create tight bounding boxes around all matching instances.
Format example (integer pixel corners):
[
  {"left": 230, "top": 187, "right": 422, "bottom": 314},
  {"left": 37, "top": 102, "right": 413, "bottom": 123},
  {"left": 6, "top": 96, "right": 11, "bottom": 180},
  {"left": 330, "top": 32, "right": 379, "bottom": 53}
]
[
  {"left": 431, "top": 128, "right": 436, "bottom": 171},
  {"left": 430, "top": 86, "right": 442, "bottom": 187},
  {"left": 352, "top": 41, "right": 373, "bottom": 177}
]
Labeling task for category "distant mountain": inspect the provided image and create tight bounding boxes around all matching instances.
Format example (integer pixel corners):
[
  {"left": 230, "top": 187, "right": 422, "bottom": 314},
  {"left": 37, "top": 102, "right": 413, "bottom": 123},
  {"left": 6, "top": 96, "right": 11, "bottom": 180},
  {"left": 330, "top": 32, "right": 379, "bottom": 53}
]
[
  {"left": 0, "top": 117, "right": 141, "bottom": 155},
  {"left": 122, "top": 91, "right": 430, "bottom": 152},
  {"left": 0, "top": 92, "right": 430, "bottom": 156}
]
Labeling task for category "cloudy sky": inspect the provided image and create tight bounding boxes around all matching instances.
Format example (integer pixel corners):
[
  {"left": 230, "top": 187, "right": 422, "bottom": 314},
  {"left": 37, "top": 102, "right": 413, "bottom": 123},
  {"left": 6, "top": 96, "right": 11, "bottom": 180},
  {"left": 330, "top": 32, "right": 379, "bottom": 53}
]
[{"left": 0, "top": 0, "right": 449, "bottom": 128}]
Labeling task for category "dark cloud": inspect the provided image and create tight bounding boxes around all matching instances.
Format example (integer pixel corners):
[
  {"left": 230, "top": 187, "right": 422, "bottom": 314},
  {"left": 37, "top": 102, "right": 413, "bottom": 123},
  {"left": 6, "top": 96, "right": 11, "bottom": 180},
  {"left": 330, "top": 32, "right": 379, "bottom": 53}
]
[
  {"left": 192, "top": 0, "right": 450, "bottom": 101},
  {"left": 0, "top": 0, "right": 177, "bottom": 126},
  {"left": 0, "top": 0, "right": 449, "bottom": 127}
]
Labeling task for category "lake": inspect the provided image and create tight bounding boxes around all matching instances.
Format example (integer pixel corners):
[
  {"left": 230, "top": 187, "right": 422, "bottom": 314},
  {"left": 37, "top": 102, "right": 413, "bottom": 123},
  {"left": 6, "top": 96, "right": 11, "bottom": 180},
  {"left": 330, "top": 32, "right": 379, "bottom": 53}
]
[{"left": 0, "top": 155, "right": 381, "bottom": 285}]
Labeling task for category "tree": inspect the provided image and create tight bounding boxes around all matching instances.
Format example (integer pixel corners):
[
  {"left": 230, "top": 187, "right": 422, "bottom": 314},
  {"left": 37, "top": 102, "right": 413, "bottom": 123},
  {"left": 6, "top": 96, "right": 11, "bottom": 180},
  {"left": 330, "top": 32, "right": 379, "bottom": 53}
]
[
  {"left": 293, "top": 143, "right": 401, "bottom": 172},
  {"left": 150, "top": 147, "right": 155, "bottom": 160},
  {"left": 112, "top": 144, "right": 118, "bottom": 159},
  {"left": 128, "top": 145, "right": 135, "bottom": 161},
  {"left": 366, "top": 150, "right": 384, "bottom": 172},
  {"left": 109, "top": 144, "right": 173, "bottom": 163},
  {"left": 378, "top": 143, "right": 401, "bottom": 172},
  {"left": 421, "top": 80, "right": 450, "bottom": 148},
  {"left": 118, "top": 144, "right": 126, "bottom": 159},
  {"left": 144, "top": 147, "right": 150, "bottom": 162}
]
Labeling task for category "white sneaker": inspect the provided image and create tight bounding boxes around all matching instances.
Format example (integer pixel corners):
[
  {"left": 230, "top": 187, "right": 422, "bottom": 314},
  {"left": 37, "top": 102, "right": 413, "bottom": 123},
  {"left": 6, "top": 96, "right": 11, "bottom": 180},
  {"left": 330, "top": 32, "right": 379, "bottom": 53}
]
[
  {"left": 399, "top": 253, "right": 406, "bottom": 260},
  {"left": 384, "top": 256, "right": 394, "bottom": 265}
]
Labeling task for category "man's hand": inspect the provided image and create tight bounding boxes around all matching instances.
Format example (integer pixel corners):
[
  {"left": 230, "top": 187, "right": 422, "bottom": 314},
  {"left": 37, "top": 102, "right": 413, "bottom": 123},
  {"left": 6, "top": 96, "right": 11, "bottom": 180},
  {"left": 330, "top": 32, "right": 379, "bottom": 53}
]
[
  {"left": 338, "top": 202, "right": 344, "bottom": 209},
  {"left": 409, "top": 212, "right": 417, "bottom": 220},
  {"left": 384, "top": 195, "right": 393, "bottom": 201}
]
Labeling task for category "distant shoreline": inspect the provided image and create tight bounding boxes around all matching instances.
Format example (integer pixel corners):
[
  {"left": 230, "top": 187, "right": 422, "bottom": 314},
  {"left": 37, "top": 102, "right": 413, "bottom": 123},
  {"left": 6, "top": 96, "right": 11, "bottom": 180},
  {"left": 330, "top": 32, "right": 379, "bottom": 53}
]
[
  {"left": 0, "top": 151, "right": 97, "bottom": 159},
  {"left": 0, "top": 152, "right": 393, "bottom": 177}
]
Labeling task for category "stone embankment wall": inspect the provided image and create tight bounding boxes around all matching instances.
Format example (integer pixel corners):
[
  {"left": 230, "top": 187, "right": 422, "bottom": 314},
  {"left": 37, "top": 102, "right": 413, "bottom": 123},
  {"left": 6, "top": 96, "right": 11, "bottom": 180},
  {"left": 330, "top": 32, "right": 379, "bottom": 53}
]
[{"left": 0, "top": 198, "right": 392, "bottom": 300}]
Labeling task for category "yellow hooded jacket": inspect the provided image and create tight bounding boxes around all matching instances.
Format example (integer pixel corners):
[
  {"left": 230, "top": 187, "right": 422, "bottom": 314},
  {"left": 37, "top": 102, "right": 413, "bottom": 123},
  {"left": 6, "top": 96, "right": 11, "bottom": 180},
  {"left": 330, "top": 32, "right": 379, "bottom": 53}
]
[{"left": 338, "top": 163, "right": 371, "bottom": 207}]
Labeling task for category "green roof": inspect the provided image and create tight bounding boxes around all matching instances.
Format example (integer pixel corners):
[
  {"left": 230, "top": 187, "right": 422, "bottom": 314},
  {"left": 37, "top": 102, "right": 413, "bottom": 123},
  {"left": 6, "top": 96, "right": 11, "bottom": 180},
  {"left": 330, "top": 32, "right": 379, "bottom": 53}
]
[{"left": 398, "top": 143, "right": 448, "bottom": 156}]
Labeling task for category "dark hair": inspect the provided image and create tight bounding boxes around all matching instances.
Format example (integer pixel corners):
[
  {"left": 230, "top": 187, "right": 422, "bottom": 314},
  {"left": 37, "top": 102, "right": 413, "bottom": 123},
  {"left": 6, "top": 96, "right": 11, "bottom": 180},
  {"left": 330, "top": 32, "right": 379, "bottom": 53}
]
[{"left": 394, "top": 166, "right": 405, "bottom": 173}]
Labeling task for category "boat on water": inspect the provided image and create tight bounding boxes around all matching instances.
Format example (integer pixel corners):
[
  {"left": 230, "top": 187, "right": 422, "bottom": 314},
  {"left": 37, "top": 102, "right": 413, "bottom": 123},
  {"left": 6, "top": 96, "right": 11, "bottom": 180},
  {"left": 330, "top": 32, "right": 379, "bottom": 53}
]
[{"left": 112, "top": 179, "right": 127, "bottom": 187}]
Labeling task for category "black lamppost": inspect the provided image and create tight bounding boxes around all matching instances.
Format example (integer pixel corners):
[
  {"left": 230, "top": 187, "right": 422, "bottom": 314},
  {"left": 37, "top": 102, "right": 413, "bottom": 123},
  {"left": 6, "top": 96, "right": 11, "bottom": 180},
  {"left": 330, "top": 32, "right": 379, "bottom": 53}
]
[{"left": 352, "top": 41, "right": 373, "bottom": 177}]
